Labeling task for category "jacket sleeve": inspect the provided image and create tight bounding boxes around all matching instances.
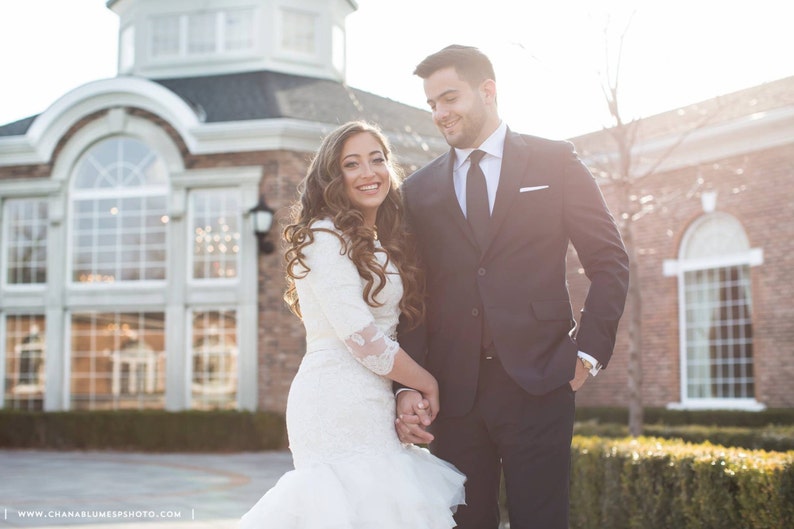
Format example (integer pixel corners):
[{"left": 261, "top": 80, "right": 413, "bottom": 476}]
[{"left": 562, "top": 142, "right": 630, "bottom": 367}]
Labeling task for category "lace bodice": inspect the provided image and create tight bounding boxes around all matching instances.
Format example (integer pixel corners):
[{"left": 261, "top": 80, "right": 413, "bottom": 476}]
[{"left": 294, "top": 219, "right": 402, "bottom": 375}]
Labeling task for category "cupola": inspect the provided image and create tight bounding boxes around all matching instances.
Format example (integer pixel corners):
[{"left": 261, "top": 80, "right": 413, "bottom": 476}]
[{"left": 107, "top": 0, "right": 357, "bottom": 81}]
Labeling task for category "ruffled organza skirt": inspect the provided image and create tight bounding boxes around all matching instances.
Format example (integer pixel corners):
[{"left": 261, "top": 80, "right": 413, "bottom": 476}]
[
  {"left": 239, "top": 444, "right": 465, "bottom": 529},
  {"left": 239, "top": 347, "right": 465, "bottom": 528}
]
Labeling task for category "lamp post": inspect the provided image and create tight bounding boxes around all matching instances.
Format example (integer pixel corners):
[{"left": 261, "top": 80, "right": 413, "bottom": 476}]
[{"left": 250, "top": 196, "right": 275, "bottom": 254}]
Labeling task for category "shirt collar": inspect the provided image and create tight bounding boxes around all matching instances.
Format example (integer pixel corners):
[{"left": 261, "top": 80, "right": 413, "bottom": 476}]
[{"left": 453, "top": 120, "right": 507, "bottom": 170}]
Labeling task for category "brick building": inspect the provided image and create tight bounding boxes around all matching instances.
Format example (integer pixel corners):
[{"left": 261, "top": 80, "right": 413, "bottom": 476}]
[
  {"left": 0, "top": 0, "right": 443, "bottom": 413},
  {"left": 1, "top": 0, "right": 791, "bottom": 415},
  {"left": 568, "top": 75, "right": 794, "bottom": 410}
]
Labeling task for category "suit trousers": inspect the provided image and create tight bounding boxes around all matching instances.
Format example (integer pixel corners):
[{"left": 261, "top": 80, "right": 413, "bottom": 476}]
[{"left": 430, "top": 355, "right": 576, "bottom": 529}]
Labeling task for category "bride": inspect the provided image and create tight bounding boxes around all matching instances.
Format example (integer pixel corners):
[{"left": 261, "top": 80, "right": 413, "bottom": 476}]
[{"left": 239, "top": 121, "right": 465, "bottom": 528}]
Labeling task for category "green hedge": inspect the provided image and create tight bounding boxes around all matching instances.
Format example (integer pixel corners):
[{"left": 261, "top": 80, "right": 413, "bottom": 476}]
[
  {"left": 569, "top": 436, "right": 794, "bottom": 529},
  {"left": 575, "top": 422, "right": 794, "bottom": 453},
  {"left": 574, "top": 407, "right": 794, "bottom": 427},
  {"left": 0, "top": 410, "right": 287, "bottom": 451}
]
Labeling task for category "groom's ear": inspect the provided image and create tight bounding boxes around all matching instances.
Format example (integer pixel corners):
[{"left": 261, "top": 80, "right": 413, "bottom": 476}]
[{"left": 480, "top": 79, "right": 496, "bottom": 105}]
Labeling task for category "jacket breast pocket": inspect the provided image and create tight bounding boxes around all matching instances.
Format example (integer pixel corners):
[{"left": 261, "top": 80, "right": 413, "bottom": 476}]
[{"left": 515, "top": 186, "right": 559, "bottom": 227}]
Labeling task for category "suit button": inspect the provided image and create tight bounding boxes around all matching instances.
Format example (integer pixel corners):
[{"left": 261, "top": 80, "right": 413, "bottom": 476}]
[
  {"left": 471, "top": 308, "right": 480, "bottom": 317},
  {"left": 477, "top": 267, "right": 486, "bottom": 276}
]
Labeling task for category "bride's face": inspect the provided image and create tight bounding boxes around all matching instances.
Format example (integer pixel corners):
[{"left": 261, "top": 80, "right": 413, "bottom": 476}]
[{"left": 339, "top": 132, "right": 392, "bottom": 226}]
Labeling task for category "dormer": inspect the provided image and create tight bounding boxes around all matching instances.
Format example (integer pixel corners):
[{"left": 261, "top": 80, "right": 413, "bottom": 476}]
[{"left": 108, "top": 0, "right": 357, "bottom": 81}]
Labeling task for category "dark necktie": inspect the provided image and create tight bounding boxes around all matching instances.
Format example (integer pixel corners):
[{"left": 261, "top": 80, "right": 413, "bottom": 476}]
[
  {"left": 466, "top": 149, "right": 490, "bottom": 250},
  {"left": 466, "top": 150, "right": 494, "bottom": 350}
]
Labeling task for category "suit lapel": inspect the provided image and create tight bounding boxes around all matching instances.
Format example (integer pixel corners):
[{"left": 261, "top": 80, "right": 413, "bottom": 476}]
[
  {"left": 482, "top": 129, "right": 533, "bottom": 257},
  {"left": 422, "top": 132, "right": 534, "bottom": 258},
  {"left": 431, "top": 150, "right": 480, "bottom": 251}
]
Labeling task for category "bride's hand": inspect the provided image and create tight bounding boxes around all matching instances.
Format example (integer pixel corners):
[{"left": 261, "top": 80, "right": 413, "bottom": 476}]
[
  {"left": 395, "top": 390, "right": 435, "bottom": 444},
  {"left": 420, "top": 380, "right": 440, "bottom": 423}
]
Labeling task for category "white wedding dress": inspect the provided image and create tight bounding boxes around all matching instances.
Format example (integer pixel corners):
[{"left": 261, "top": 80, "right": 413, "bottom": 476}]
[{"left": 239, "top": 219, "right": 465, "bottom": 529}]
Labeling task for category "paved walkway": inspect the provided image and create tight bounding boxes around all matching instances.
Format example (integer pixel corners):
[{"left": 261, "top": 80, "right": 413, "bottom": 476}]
[{"left": 0, "top": 450, "right": 295, "bottom": 528}]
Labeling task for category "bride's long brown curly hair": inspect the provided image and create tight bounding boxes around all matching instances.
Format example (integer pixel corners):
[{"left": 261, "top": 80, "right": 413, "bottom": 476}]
[{"left": 283, "top": 121, "right": 424, "bottom": 328}]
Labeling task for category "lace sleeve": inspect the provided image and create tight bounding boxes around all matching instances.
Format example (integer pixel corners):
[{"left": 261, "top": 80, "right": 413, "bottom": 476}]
[
  {"left": 302, "top": 223, "right": 398, "bottom": 375},
  {"left": 344, "top": 324, "right": 399, "bottom": 375}
]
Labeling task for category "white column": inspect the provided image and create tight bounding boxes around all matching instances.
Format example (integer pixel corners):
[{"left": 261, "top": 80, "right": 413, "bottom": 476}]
[
  {"left": 44, "top": 196, "right": 67, "bottom": 411},
  {"left": 237, "top": 183, "right": 261, "bottom": 411},
  {"left": 165, "top": 185, "right": 188, "bottom": 410}
]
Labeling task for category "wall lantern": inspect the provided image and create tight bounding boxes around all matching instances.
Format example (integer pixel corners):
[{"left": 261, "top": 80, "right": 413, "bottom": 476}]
[{"left": 250, "top": 196, "right": 276, "bottom": 254}]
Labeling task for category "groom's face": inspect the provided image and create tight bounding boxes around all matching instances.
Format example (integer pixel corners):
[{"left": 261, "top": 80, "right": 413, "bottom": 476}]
[{"left": 423, "top": 66, "right": 494, "bottom": 149}]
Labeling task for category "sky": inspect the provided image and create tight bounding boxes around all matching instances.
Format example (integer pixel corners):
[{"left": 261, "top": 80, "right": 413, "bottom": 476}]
[{"left": 0, "top": 0, "right": 791, "bottom": 139}]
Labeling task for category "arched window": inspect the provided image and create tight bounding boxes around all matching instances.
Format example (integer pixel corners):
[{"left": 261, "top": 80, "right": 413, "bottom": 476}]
[
  {"left": 71, "top": 137, "right": 168, "bottom": 284},
  {"left": 665, "top": 212, "right": 764, "bottom": 409}
]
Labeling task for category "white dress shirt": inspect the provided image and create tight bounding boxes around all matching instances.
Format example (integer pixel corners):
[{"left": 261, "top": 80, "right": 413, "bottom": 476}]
[{"left": 452, "top": 121, "right": 507, "bottom": 217}]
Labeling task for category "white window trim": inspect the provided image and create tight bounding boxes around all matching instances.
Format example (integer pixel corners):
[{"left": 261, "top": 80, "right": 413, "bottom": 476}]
[
  {"left": 186, "top": 306, "right": 240, "bottom": 410},
  {"left": 175, "top": 167, "right": 259, "bottom": 411},
  {"left": 148, "top": 13, "right": 181, "bottom": 59},
  {"left": 667, "top": 398, "right": 766, "bottom": 412},
  {"left": 1, "top": 197, "right": 49, "bottom": 291},
  {"left": 223, "top": 8, "right": 255, "bottom": 53},
  {"left": 0, "top": 317, "right": 6, "bottom": 408},
  {"left": 171, "top": 166, "right": 259, "bottom": 291},
  {"left": 1, "top": 283, "right": 48, "bottom": 294},
  {"left": 187, "top": 187, "right": 243, "bottom": 286},
  {"left": 663, "top": 248, "right": 764, "bottom": 275},
  {"left": 0, "top": 312, "right": 49, "bottom": 410},
  {"left": 61, "top": 313, "right": 72, "bottom": 408},
  {"left": 663, "top": 248, "right": 764, "bottom": 411},
  {"left": 65, "top": 308, "right": 167, "bottom": 411},
  {"left": 275, "top": 6, "right": 321, "bottom": 64},
  {"left": 119, "top": 25, "right": 136, "bottom": 74},
  {"left": 148, "top": 8, "right": 257, "bottom": 65}
]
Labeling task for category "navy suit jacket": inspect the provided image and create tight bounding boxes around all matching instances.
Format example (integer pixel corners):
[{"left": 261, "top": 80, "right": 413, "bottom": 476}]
[{"left": 399, "top": 128, "right": 630, "bottom": 417}]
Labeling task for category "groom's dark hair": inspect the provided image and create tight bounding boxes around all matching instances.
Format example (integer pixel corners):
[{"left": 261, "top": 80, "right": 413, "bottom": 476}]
[{"left": 413, "top": 44, "right": 496, "bottom": 87}]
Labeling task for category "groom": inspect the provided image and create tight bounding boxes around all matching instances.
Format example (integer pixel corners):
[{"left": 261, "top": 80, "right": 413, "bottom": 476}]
[{"left": 395, "top": 45, "right": 629, "bottom": 529}]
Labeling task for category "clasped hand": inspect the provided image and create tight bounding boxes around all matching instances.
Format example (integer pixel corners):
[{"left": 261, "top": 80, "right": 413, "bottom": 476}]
[{"left": 394, "top": 388, "right": 437, "bottom": 445}]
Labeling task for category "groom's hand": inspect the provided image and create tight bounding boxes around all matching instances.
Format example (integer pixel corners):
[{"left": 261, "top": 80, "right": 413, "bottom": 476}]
[
  {"left": 395, "top": 390, "right": 435, "bottom": 444},
  {"left": 569, "top": 359, "right": 590, "bottom": 392}
]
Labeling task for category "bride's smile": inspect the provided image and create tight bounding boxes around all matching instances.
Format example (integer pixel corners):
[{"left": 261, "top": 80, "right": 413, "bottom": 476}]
[{"left": 340, "top": 132, "right": 392, "bottom": 226}]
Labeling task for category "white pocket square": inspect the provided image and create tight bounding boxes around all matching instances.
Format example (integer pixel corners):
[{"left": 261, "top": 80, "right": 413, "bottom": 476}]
[{"left": 519, "top": 185, "right": 549, "bottom": 193}]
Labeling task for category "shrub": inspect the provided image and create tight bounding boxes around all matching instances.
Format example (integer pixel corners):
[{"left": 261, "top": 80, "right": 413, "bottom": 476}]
[
  {"left": 574, "top": 407, "right": 794, "bottom": 427},
  {"left": 570, "top": 436, "right": 794, "bottom": 529},
  {"left": 0, "top": 410, "right": 287, "bottom": 451},
  {"left": 574, "top": 422, "right": 794, "bottom": 452}
]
